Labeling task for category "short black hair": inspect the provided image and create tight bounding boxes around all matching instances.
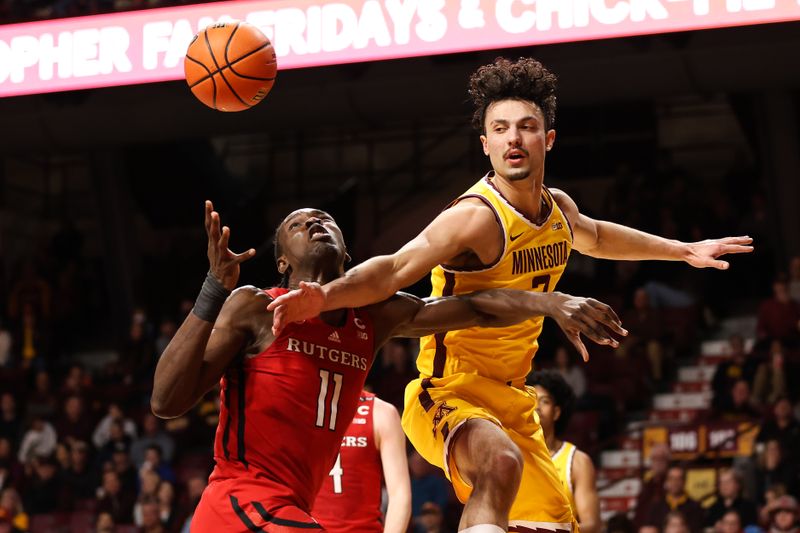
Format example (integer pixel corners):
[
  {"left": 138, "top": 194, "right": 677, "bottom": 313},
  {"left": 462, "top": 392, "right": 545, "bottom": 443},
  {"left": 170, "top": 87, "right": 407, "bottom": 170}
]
[
  {"left": 528, "top": 369, "right": 575, "bottom": 436},
  {"left": 272, "top": 219, "right": 290, "bottom": 289},
  {"left": 468, "top": 57, "right": 558, "bottom": 133}
]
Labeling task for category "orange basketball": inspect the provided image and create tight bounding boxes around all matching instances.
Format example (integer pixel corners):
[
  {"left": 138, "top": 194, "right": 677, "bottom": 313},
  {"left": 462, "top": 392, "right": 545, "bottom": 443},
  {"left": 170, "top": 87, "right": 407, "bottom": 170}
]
[{"left": 184, "top": 21, "right": 277, "bottom": 112}]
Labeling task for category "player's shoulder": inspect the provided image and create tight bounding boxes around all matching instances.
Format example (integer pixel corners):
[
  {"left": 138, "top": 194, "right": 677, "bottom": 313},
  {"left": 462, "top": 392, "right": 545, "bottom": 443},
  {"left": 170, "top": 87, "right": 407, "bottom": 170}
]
[
  {"left": 571, "top": 446, "right": 596, "bottom": 476},
  {"left": 226, "top": 285, "right": 273, "bottom": 313}
]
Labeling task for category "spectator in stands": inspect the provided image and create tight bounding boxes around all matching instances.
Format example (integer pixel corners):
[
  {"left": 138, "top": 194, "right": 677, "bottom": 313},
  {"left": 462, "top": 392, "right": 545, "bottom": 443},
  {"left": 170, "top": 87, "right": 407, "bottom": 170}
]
[
  {"left": 715, "top": 380, "right": 760, "bottom": 421},
  {"left": 664, "top": 511, "right": 691, "bottom": 533},
  {"left": 766, "top": 495, "right": 798, "bottom": 533},
  {"left": 54, "top": 395, "right": 94, "bottom": 446},
  {"left": 790, "top": 257, "right": 800, "bottom": 303},
  {"left": 0, "top": 438, "right": 23, "bottom": 492},
  {"left": 95, "top": 511, "right": 115, "bottom": 533},
  {"left": 156, "top": 481, "right": 176, "bottom": 530},
  {"left": 25, "top": 371, "right": 57, "bottom": 422},
  {"left": 643, "top": 465, "right": 704, "bottom": 533},
  {"left": 409, "top": 451, "right": 449, "bottom": 524},
  {"left": 634, "top": 443, "right": 671, "bottom": 529},
  {"left": 22, "top": 455, "right": 61, "bottom": 515},
  {"left": 154, "top": 319, "right": 177, "bottom": 359},
  {"left": 54, "top": 442, "right": 70, "bottom": 470},
  {"left": 59, "top": 364, "right": 91, "bottom": 402},
  {"left": 756, "top": 277, "right": 800, "bottom": 349},
  {"left": 759, "top": 484, "right": 790, "bottom": 526},
  {"left": 96, "top": 470, "right": 134, "bottom": 524},
  {"left": 705, "top": 468, "right": 758, "bottom": 528},
  {"left": 133, "top": 469, "right": 161, "bottom": 527},
  {"left": 753, "top": 343, "right": 793, "bottom": 408},
  {"left": 111, "top": 445, "right": 137, "bottom": 496},
  {"left": 93, "top": 404, "right": 137, "bottom": 450},
  {"left": 712, "top": 335, "right": 758, "bottom": 411},
  {"left": 61, "top": 440, "right": 95, "bottom": 503},
  {"left": 621, "top": 287, "right": 666, "bottom": 382},
  {"left": 416, "top": 501, "right": 448, "bottom": 533},
  {"left": 372, "top": 339, "right": 417, "bottom": 411},
  {"left": 0, "top": 487, "right": 28, "bottom": 532},
  {"left": 17, "top": 417, "right": 56, "bottom": 464},
  {"left": 717, "top": 509, "right": 744, "bottom": 533},
  {"left": 141, "top": 445, "right": 175, "bottom": 484},
  {"left": 131, "top": 414, "right": 175, "bottom": 468},
  {"left": 757, "top": 398, "right": 800, "bottom": 467},
  {"left": 140, "top": 500, "right": 166, "bottom": 533},
  {"left": 753, "top": 440, "right": 798, "bottom": 505},
  {"left": 0, "top": 394, "right": 20, "bottom": 442},
  {"left": 176, "top": 475, "right": 206, "bottom": 533},
  {"left": 554, "top": 345, "right": 587, "bottom": 399}
]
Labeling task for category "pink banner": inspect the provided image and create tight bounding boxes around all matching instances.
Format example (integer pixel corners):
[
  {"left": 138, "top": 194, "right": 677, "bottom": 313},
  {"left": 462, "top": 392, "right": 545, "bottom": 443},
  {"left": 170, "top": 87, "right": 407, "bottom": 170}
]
[{"left": 1, "top": 0, "right": 799, "bottom": 97}]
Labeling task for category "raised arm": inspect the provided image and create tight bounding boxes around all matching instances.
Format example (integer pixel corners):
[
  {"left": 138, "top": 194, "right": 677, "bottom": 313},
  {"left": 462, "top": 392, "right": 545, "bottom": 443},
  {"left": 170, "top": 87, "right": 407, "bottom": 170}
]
[
  {"left": 267, "top": 199, "right": 498, "bottom": 333},
  {"left": 374, "top": 398, "right": 411, "bottom": 533},
  {"left": 151, "top": 201, "right": 259, "bottom": 419},
  {"left": 550, "top": 188, "right": 753, "bottom": 268},
  {"left": 371, "top": 289, "right": 627, "bottom": 362},
  {"left": 572, "top": 449, "right": 600, "bottom": 533}
]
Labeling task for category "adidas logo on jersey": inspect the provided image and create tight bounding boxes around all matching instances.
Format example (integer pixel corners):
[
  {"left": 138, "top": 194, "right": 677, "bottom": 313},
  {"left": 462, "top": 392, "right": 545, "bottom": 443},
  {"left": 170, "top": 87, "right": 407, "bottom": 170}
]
[{"left": 328, "top": 331, "right": 341, "bottom": 343}]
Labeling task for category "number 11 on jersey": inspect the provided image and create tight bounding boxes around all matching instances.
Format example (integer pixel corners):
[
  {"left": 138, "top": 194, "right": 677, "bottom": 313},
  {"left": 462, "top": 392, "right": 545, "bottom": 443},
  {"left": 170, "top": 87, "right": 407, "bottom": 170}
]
[{"left": 316, "top": 369, "right": 343, "bottom": 431}]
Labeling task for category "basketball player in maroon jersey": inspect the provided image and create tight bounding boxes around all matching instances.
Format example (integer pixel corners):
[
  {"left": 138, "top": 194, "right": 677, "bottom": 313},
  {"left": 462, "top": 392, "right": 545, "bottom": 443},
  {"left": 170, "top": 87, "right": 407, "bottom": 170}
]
[
  {"left": 312, "top": 391, "right": 411, "bottom": 532},
  {"left": 151, "top": 201, "right": 623, "bottom": 533}
]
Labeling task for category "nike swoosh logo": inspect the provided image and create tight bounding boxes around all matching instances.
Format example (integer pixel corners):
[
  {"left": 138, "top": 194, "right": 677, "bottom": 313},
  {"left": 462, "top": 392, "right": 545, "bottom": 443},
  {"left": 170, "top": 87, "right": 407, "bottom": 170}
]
[{"left": 509, "top": 232, "right": 524, "bottom": 242}]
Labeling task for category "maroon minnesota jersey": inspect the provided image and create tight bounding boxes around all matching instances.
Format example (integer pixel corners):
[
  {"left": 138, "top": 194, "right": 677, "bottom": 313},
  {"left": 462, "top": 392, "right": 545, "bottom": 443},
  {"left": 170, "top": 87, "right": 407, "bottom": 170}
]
[
  {"left": 208, "top": 288, "right": 376, "bottom": 513},
  {"left": 312, "top": 392, "right": 383, "bottom": 532}
]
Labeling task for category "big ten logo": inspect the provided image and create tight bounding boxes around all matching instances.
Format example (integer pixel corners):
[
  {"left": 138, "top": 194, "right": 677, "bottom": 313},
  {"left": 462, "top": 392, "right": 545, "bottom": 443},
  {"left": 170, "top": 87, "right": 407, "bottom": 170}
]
[{"left": 669, "top": 429, "right": 699, "bottom": 453}]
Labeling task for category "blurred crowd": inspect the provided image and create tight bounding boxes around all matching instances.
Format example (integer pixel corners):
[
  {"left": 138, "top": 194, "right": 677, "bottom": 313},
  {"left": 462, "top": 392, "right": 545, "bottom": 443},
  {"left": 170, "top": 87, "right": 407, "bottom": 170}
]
[{"left": 0, "top": 161, "right": 795, "bottom": 533}]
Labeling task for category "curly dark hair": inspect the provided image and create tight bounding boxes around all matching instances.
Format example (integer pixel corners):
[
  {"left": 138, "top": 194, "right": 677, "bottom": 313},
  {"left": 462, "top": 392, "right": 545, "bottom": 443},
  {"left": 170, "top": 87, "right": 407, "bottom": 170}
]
[
  {"left": 468, "top": 57, "right": 557, "bottom": 133},
  {"left": 528, "top": 369, "right": 575, "bottom": 436}
]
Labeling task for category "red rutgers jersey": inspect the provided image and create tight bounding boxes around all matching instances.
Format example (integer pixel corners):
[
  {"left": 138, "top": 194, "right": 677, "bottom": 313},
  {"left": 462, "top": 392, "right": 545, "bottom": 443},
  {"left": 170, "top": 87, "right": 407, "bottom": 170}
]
[
  {"left": 312, "top": 392, "right": 383, "bottom": 532},
  {"left": 208, "top": 288, "right": 376, "bottom": 514}
]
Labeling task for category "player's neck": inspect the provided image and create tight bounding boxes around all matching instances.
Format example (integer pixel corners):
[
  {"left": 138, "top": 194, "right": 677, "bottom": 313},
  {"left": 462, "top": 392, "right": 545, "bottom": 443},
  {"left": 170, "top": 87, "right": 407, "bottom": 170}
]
[
  {"left": 545, "top": 432, "right": 561, "bottom": 456},
  {"left": 492, "top": 172, "right": 545, "bottom": 223},
  {"left": 288, "top": 264, "right": 343, "bottom": 289}
]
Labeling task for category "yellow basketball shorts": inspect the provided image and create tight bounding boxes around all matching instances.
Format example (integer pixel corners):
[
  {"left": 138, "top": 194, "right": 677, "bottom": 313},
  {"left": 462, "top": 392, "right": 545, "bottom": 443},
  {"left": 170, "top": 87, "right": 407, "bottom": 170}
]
[{"left": 402, "top": 373, "right": 575, "bottom": 531}]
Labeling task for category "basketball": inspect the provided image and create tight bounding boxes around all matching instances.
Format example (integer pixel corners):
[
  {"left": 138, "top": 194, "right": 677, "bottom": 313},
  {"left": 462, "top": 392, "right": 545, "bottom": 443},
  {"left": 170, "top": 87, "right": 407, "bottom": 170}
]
[{"left": 184, "top": 21, "right": 277, "bottom": 112}]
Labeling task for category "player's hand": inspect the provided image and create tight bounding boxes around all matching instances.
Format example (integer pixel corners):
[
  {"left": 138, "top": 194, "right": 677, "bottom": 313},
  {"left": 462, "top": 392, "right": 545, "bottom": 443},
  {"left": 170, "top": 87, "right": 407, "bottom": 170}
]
[
  {"left": 684, "top": 236, "right": 753, "bottom": 270},
  {"left": 545, "top": 293, "right": 627, "bottom": 362},
  {"left": 205, "top": 200, "right": 256, "bottom": 291},
  {"left": 266, "top": 281, "right": 326, "bottom": 336}
]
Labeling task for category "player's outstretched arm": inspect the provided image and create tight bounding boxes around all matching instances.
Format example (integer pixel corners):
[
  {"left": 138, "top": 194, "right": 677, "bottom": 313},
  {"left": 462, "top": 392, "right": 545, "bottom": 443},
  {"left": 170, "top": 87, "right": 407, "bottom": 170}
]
[
  {"left": 374, "top": 398, "right": 411, "bottom": 533},
  {"left": 572, "top": 449, "right": 601, "bottom": 533},
  {"left": 372, "top": 290, "right": 626, "bottom": 362},
  {"left": 550, "top": 188, "right": 753, "bottom": 269},
  {"left": 267, "top": 200, "right": 496, "bottom": 334},
  {"left": 151, "top": 201, "right": 259, "bottom": 419}
]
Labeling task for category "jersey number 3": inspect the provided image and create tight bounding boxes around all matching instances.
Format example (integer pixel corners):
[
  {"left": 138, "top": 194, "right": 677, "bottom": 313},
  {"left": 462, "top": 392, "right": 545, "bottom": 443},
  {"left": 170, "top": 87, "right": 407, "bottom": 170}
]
[{"left": 316, "top": 369, "right": 343, "bottom": 431}]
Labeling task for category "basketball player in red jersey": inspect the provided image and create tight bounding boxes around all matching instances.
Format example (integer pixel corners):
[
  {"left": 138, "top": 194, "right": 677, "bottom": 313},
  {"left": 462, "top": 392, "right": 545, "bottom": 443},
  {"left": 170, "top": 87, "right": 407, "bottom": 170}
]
[
  {"left": 151, "top": 201, "right": 623, "bottom": 533},
  {"left": 312, "top": 391, "right": 411, "bottom": 532}
]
